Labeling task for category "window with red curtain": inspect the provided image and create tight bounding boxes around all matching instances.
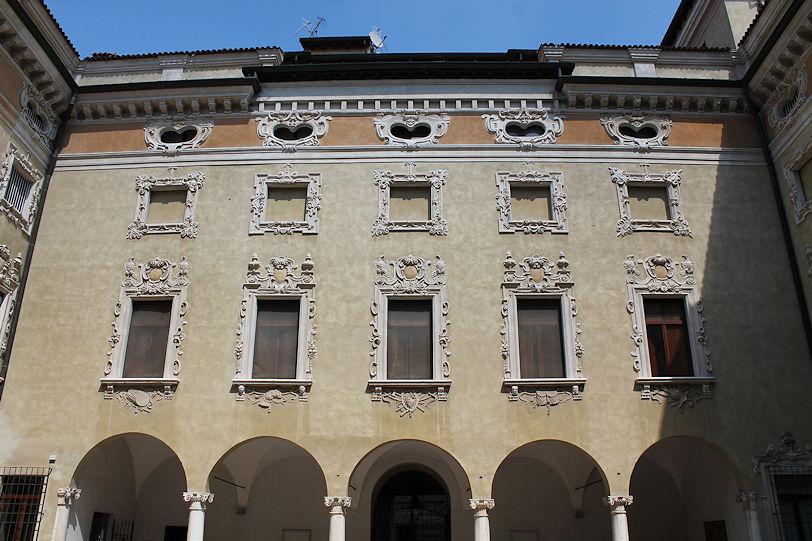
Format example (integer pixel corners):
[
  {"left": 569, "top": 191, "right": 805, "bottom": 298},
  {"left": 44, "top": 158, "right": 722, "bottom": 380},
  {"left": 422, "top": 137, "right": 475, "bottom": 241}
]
[
  {"left": 644, "top": 298, "right": 693, "bottom": 377},
  {"left": 122, "top": 300, "right": 172, "bottom": 378},
  {"left": 253, "top": 299, "right": 300, "bottom": 379},
  {"left": 387, "top": 299, "right": 432, "bottom": 379},
  {"left": 516, "top": 298, "right": 565, "bottom": 378}
]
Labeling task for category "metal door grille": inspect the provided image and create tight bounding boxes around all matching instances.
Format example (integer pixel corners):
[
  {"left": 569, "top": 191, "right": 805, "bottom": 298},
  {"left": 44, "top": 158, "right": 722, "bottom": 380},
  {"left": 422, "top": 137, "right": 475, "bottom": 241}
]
[
  {"left": 766, "top": 467, "right": 812, "bottom": 541},
  {"left": 0, "top": 467, "right": 51, "bottom": 541},
  {"left": 3, "top": 167, "right": 33, "bottom": 215}
]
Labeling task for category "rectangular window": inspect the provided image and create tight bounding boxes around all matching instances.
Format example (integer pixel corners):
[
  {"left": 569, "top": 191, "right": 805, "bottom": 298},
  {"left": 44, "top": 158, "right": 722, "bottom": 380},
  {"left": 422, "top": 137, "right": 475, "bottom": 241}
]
[
  {"left": 387, "top": 299, "right": 432, "bottom": 379},
  {"left": 0, "top": 469, "right": 49, "bottom": 541},
  {"left": 389, "top": 186, "right": 430, "bottom": 221},
  {"left": 3, "top": 167, "right": 33, "bottom": 215},
  {"left": 644, "top": 298, "right": 693, "bottom": 377},
  {"left": 510, "top": 185, "right": 551, "bottom": 221},
  {"left": 122, "top": 300, "right": 172, "bottom": 378},
  {"left": 517, "top": 298, "right": 565, "bottom": 378},
  {"left": 266, "top": 186, "right": 307, "bottom": 222},
  {"left": 628, "top": 186, "right": 669, "bottom": 220},
  {"left": 252, "top": 299, "right": 299, "bottom": 379},
  {"left": 774, "top": 474, "right": 812, "bottom": 541},
  {"left": 147, "top": 190, "right": 187, "bottom": 224}
]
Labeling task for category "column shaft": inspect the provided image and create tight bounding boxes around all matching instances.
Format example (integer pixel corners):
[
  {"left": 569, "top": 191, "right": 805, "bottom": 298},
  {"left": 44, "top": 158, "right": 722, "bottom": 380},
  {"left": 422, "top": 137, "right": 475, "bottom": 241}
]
[
  {"left": 51, "top": 488, "right": 81, "bottom": 541},
  {"left": 324, "top": 496, "right": 351, "bottom": 541},
  {"left": 605, "top": 495, "right": 632, "bottom": 541},
  {"left": 183, "top": 492, "right": 213, "bottom": 541}
]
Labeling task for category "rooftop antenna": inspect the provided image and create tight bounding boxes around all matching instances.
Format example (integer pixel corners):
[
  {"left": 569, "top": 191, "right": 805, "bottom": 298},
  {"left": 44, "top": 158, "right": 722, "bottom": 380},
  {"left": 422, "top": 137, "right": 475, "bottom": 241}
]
[
  {"left": 296, "top": 17, "right": 326, "bottom": 38},
  {"left": 369, "top": 27, "right": 388, "bottom": 52}
]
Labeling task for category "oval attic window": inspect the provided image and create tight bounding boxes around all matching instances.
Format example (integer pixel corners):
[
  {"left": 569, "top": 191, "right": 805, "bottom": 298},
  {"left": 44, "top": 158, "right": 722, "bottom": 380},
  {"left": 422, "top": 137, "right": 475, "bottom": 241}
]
[
  {"left": 390, "top": 124, "right": 432, "bottom": 140},
  {"left": 618, "top": 124, "right": 658, "bottom": 140},
  {"left": 505, "top": 123, "right": 546, "bottom": 137},
  {"left": 273, "top": 125, "right": 314, "bottom": 141},
  {"left": 160, "top": 128, "right": 198, "bottom": 144}
]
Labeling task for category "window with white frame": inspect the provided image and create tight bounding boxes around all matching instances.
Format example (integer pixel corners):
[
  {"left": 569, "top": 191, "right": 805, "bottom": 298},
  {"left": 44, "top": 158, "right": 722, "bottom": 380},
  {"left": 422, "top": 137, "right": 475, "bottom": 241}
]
[
  {"left": 372, "top": 164, "right": 447, "bottom": 236},
  {"left": 501, "top": 251, "right": 584, "bottom": 412},
  {"left": 126, "top": 170, "right": 205, "bottom": 239},
  {"left": 250, "top": 164, "right": 321, "bottom": 235},
  {"left": 102, "top": 257, "right": 189, "bottom": 414},
  {"left": 0, "top": 246, "right": 21, "bottom": 358},
  {"left": 369, "top": 255, "right": 450, "bottom": 417},
  {"left": 496, "top": 169, "right": 567, "bottom": 234},
  {"left": 609, "top": 164, "right": 691, "bottom": 237},
  {"left": 233, "top": 254, "right": 315, "bottom": 410},
  {"left": 783, "top": 141, "right": 812, "bottom": 225},
  {"left": 754, "top": 433, "right": 812, "bottom": 541},
  {"left": 624, "top": 253, "right": 712, "bottom": 410},
  {"left": 0, "top": 144, "right": 43, "bottom": 235}
]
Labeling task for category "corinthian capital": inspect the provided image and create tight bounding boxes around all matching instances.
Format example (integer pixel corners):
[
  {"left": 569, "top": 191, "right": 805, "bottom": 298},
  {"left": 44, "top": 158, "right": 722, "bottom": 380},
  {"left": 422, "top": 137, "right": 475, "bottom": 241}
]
[{"left": 57, "top": 488, "right": 81, "bottom": 506}]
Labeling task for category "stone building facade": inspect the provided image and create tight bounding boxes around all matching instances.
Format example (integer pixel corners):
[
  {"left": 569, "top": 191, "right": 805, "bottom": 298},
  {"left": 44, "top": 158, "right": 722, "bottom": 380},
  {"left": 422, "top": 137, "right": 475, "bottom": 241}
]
[{"left": 0, "top": 1, "right": 811, "bottom": 541}]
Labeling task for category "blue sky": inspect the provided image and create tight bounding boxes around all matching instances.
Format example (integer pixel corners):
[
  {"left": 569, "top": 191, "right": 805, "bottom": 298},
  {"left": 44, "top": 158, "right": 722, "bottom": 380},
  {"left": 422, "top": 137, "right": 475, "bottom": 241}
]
[{"left": 45, "top": 1, "right": 682, "bottom": 58}]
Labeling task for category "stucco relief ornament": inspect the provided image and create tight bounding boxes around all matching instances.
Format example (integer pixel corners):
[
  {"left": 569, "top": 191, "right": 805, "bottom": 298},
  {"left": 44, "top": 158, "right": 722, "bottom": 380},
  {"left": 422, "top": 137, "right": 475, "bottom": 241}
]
[
  {"left": 783, "top": 141, "right": 812, "bottom": 225},
  {"left": 239, "top": 388, "right": 305, "bottom": 412},
  {"left": 483, "top": 107, "right": 563, "bottom": 148},
  {"left": 600, "top": 113, "right": 671, "bottom": 148},
  {"left": 377, "top": 389, "right": 444, "bottom": 418},
  {"left": 19, "top": 84, "right": 57, "bottom": 143},
  {"left": 256, "top": 111, "right": 331, "bottom": 150},
  {"left": 511, "top": 388, "right": 578, "bottom": 415},
  {"left": 646, "top": 385, "right": 711, "bottom": 412},
  {"left": 495, "top": 168, "right": 568, "bottom": 234},
  {"left": 610, "top": 165, "right": 691, "bottom": 237},
  {"left": 371, "top": 164, "right": 447, "bottom": 236},
  {"left": 0, "top": 246, "right": 22, "bottom": 357},
  {"left": 374, "top": 110, "right": 450, "bottom": 149},
  {"left": 250, "top": 164, "right": 322, "bottom": 235},
  {"left": 767, "top": 67, "right": 808, "bottom": 131},
  {"left": 126, "top": 170, "right": 205, "bottom": 239},
  {"left": 754, "top": 432, "right": 812, "bottom": 473},
  {"left": 0, "top": 144, "right": 44, "bottom": 235},
  {"left": 115, "top": 387, "right": 171, "bottom": 414},
  {"left": 144, "top": 118, "right": 213, "bottom": 156}
]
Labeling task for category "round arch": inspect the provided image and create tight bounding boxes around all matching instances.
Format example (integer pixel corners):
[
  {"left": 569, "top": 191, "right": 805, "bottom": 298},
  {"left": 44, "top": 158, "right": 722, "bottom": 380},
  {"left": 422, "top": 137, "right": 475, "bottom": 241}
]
[
  {"left": 629, "top": 436, "right": 746, "bottom": 541},
  {"left": 68, "top": 433, "right": 188, "bottom": 541},
  {"left": 490, "top": 439, "right": 611, "bottom": 541},
  {"left": 205, "top": 437, "right": 329, "bottom": 541}
]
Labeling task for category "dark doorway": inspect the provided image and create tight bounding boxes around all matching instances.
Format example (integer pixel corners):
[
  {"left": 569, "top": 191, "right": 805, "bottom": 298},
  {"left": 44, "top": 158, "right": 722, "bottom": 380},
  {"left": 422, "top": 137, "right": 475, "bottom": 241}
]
[
  {"left": 163, "top": 525, "right": 187, "bottom": 541},
  {"left": 372, "top": 469, "right": 450, "bottom": 541}
]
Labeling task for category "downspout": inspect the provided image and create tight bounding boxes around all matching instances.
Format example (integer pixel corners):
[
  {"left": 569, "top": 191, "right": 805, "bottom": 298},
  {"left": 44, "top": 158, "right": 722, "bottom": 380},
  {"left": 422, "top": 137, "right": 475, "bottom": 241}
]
[{"left": 0, "top": 93, "right": 76, "bottom": 402}]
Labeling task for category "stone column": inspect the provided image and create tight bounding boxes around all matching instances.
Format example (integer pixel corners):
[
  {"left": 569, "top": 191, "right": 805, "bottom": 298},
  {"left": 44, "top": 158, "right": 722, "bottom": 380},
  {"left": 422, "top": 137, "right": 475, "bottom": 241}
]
[
  {"left": 604, "top": 495, "right": 633, "bottom": 541},
  {"left": 183, "top": 492, "right": 213, "bottom": 541},
  {"left": 324, "top": 496, "right": 351, "bottom": 541},
  {"left": 738, "top": 491, "right": 763, "bottom": 541},
  {"left": 469, "top": 499, "right": 494, "bottom": 541},
  {"left": 51, "top": 488, "right": 81, "bottom": 541}
]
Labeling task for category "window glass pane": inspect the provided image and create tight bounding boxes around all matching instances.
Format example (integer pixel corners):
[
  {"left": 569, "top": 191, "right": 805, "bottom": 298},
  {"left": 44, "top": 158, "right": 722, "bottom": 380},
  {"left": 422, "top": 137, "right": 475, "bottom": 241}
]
[
  {"left": 628, "top": 186, "right": 669, "bottom": 220},
  {"left": 122, "top": 300, "right": 172, "bottom": 378},
  {"left": 644, "top": 298, "right": 693, "bottom": 377},
  {"left": 266, "top": 186, "right": 307, "bottom": 222},
  {"left": 253, "top": 299, "right": 299, "bottom": 379},
  {"left": 517, "top": 298, "right": 564, "bottom": 378},
  {"left": 387, "top": 299, "right": 432, "bottom": 379},
  {"left": 147, "top": 190, "right": 186, "bottom": 224},
  {"left": 389, "top": 186, "right": 430, "bottom": 221},
  {"left": 510, "top": 186, "right": 551, "bottom": 221}
]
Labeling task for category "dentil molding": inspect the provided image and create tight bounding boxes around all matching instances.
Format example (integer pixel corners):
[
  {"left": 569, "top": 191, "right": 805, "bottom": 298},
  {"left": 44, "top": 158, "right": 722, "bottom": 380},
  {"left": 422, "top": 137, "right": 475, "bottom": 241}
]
[
  {"left": 374, "top": 110, "right": 449, "bottom": 149},
  {"left": 601, "top": 113, "right": 672, "bottom": 148},
  {"left": 483, "top": 108, "right": 563, "bottom": 148},
  {"left": 256, "top": 111, "right": 331, "bottom": 150},
  {"left": 126, "top": 169, "right": 205, "bottom": 239},
  {"left": 144, "top": 117, "right": 213, "bottom": 155}
]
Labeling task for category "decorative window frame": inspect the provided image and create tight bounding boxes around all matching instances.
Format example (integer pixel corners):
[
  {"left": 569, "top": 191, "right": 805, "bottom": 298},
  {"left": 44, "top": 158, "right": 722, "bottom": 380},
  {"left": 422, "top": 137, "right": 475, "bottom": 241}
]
[
  {"left": 250, "top": 164, "right": 321, "bottom": 235},
  {"left": 372, "top": 163, "right": 447, "bottom": 236},
  {"left": 782, "top": 141, "right": 812, "bottom": 225},
  {"left": 501, "top": 251, "right": 584, "bottom": 414},
  {"left": 767, "top": 66, "right": 808, "bottom": 132},
  {"left": 233, "top": 254, "right": 316, "bottom": 410},
  {"left": 0, "top": 143, "right": 44, "bottom": 236},
  {"left": 624, "top": 253, "right": 712, "bottom": 410},
  {"left": 19, "top": 85, "right": 57, "bottom": 144},
  {"left": 600, "top": 114, "right": 672, "bottom": 148},
  {"left": 0, "top": 246, "right": 21, "bottom": 359},
  {"left": 496, "top": 169, "right": 567, "bottom": 234},
  {"left": 374, "top": 110, "right": 450, "bottom": 149},
  {"left": 126, "top": 170, "right": 205, "bottom": 239},
  {"left": 754, "top": 432, "right": 812, "bottom": 541},
  {"left": 102, "top": 257, "right": 190, "bottom": 414},
  {"left": 144, "top": 117, "right": 213, "bottom": 156},
  {"left": 482, "top": 108, "right": 564, "bottom": 148},
  {"left": 256, "top": 111, "right": 331, "bottom": 150},
  {"left": 369, "top": 255, "right": 450, "bottom": 417},
  {"left": 609, "top": 164, "right": 692, "bottom": 237}
]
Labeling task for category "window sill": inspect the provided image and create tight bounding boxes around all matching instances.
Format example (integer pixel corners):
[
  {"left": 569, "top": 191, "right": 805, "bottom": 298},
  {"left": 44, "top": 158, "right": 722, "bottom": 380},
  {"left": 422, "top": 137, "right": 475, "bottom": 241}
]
[
  {"left": 368, "top": 380, "right": 450, "bottom": 401},
  {"left": 635, "top": 377, "right": 715, "bottom": 407},
  {"left": 232, "top": 379, "right": 311, "bottom": 402},
  {"left": 99, "top": 378, "right": 179, "bottom": 399},
  {"left": 504, "top": 378, "right": 586, "bottom": 403},
  {"left": 635, "top": 376, "right": 714, "bottom": 386}
]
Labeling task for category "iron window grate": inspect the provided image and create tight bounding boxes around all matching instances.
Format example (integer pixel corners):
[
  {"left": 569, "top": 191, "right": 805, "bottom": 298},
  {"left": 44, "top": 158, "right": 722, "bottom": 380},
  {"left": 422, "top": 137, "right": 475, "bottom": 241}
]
[
  {"left": 3, "top": 167, "right": 33, "bottom": 215},
  {"left": 0, "top": 467, "right": 51, "bottom": 541},
  {"left": 765, "top": 465, "right": 812, "bottom": 541}
]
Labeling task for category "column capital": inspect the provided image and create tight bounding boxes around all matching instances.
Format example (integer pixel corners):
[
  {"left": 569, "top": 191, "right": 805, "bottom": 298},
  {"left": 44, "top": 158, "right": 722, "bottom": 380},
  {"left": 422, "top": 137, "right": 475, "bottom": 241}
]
[
  {"left": 737, "top": 491, "right": 759, "bottom": 510},
  {"left": 469, "top": 498, "right": 495, "bottom": 511},
  {"left": 324, "top": 496, "right": 351, "bottom": 509},
  {"left": 56, "top": 488, "right": 81, "bottom": 507},
  {"left": 604, "top": 495, "right": 633, "bottom": 510},
  {"left": 183, "top": 492, "right": 214, "bottom": 509}
]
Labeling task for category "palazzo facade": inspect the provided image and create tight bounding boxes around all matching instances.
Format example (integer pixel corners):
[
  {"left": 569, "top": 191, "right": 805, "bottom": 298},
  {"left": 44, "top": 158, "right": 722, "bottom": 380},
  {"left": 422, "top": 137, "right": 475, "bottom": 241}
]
[{"left": 0, "top": 1, "right": 811, "bottom": 541}]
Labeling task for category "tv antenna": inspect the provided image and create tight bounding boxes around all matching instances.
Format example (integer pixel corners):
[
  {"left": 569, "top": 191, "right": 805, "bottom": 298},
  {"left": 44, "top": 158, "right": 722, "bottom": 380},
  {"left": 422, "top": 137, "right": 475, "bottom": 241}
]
[
  {"left": 369, "top": 27, "right": 388, "bottom": 52},
  {"left": 296, "top": 17, "right": 326, "bottom": 38}
]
